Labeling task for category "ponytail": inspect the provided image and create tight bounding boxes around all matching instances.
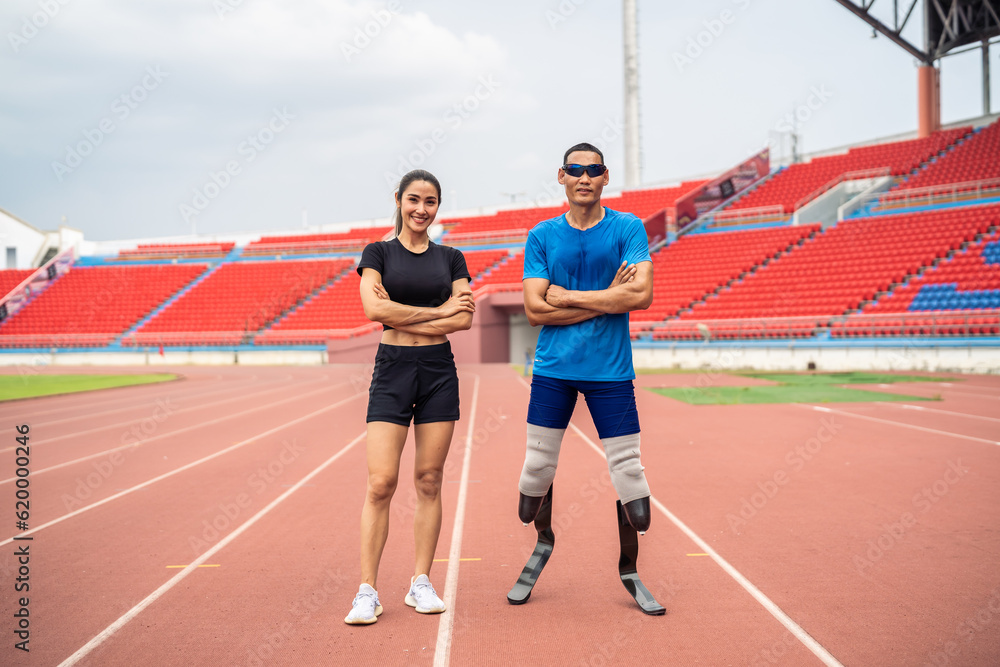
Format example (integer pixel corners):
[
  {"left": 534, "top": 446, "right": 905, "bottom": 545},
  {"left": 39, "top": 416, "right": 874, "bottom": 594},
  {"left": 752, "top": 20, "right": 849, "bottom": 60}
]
[{"left": 392, "top": 206, "right": 403, "bottom": 237}]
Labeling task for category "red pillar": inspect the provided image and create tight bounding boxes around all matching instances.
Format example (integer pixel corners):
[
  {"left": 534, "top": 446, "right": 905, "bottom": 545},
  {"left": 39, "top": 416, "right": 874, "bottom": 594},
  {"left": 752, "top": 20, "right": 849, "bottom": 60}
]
[{"left": 917, "top": 65, "right": 941, "bottom": 137}]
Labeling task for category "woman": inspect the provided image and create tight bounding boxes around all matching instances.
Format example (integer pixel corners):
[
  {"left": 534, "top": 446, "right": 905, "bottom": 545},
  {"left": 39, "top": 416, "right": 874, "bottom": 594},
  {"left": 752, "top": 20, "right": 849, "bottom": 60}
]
[{"left": 345, "top": 169, "right": 474, "bottom": 625}]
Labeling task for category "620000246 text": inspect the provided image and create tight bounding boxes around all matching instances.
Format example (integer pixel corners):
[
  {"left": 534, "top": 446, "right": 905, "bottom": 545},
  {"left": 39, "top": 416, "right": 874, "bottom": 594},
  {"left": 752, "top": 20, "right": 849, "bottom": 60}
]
[{"left": 13, "top": 423, "right": 32, "bottom": 653}]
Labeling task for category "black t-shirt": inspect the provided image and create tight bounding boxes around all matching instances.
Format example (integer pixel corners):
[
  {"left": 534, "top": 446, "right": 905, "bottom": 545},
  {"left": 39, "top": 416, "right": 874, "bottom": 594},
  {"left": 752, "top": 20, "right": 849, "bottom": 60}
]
[{"left": 357, "top": 238, "right": 471, "bottom": 330}]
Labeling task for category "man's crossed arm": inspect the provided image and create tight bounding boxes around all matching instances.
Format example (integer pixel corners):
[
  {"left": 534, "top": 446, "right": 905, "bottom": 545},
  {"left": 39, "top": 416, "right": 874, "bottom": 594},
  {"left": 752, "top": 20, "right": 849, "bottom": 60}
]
[{"left": 522, "top": 261, "right": 652, "bottom": 327}]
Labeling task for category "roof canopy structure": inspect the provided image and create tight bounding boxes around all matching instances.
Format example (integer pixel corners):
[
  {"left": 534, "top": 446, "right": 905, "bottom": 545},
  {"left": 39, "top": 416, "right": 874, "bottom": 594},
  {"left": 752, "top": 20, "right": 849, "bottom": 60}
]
[
  {"left": 833, "top": 0, "right": 1000, "bottom": 63},
  {"left": 834, "top": 1, "right": 1000, "bottom": 133}
]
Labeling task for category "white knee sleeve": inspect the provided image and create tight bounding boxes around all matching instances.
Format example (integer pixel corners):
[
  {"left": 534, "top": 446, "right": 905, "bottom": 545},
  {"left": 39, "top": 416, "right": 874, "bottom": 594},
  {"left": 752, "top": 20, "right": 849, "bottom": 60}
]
[
  {"left": 518, "top": 424, "right": 566, "bottom": 497},
  {"left": 604, "top": 433, "right": 650, "bottom": 505}
]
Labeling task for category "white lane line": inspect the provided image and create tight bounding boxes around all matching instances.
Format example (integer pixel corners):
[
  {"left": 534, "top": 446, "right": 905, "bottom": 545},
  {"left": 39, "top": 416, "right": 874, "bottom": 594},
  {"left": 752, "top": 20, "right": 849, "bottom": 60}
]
[
  {"left": 0, "top": 382, "right": 348, "bottom": 485},
  {"left": 5, "top": 374, "right": 330, "bottom": 450},
  {"left": 434, "top": 374, "right": 480, "bottom": 667},
  {"left": 568, "top": 422, "right": 844, "bottom": 667},
  {"left": 3, "top": 373, "right": 255, "bottom": 420},
  {"left": 0, "top": 391, "right": 364, "bottom": 547},
  {"left": 9, "top": 375, "right": 273, "bottom": 430},
  {"left": 799, "top": 404, "right": 1000, "bottom": 446},
  {"left": 512, "top": 374, "right": 843, "bottom": 667},
  {"left": 877, "top": 402, "right": 1000, "bottom": 423},
  {"left": 57, "top": 430, "right": 367, "bottom": 667},
  {"left": 934, "top": 389, "right": 1000, "bottom": 400}
]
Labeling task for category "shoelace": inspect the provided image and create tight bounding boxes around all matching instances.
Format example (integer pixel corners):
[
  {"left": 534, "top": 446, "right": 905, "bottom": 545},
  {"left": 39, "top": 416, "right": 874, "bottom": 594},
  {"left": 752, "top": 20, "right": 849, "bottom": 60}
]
[
  {"left": 413, "top": 581, "right": 436, "bottom": 601},
  {"left": 355, "top": 591, "right": 379, "bottom": 608}
]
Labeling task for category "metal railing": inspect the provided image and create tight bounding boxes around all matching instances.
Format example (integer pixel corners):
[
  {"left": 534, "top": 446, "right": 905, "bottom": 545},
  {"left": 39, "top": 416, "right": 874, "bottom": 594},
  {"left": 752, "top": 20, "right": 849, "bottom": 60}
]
[
  {"left": 631, "top": 316, "right": 825, "bottom": 340},
  {"left": 442, "top": 228, "right": 529, "bottom": 244},
  {"left": 4, "top": 289, "right": 996, "bottom": 349},
  {"left": 792, "top": 167, "right": 892, "bottom": 212},
  {"left": 119, "top": 244, "right": 234, "bottom": 258},
  {"left": 630, "top": 310, "right": 1000, "bottom": 340},
  {"left": 0, "top": 247, "right": 75, "bottom": 322},
  {"left": 0, "top": 281, "right": 530, "bottom": 349},
  {"left": 241, "top": 239, "right": 375, "bottom": 255},
  {"left": 850, "top": 177, "right": 1000, "bottom": 217},
  {"left": 700, "top": 205, "right": 787, "bottom": 228},
  {"left": 829, "top": 310, "right": 1000, "bottom": 337}
]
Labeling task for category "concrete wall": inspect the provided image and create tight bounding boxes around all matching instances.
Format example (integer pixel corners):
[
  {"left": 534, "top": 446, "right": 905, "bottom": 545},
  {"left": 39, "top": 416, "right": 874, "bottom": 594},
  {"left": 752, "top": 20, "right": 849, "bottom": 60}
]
[
  {"left": 0, "top": 208, "right": 46, "bottom": 269},
  {"left": 508, "top": 312, "right": 541, "bottom": 368},
  {"left": 0, "top": 349, "right": 327, "bottom": 366},
  {"left": 632, "top": 344, "right": 1000, "bottom": 374},
  {"left": 326, "top": 330, "right": 382, "bottom": 364},
  {"left": 449, "top": 290, "right": 519, "bottom": 363},
  {"left": 1, "top": 340, "right": 995, "bottom": 374}
]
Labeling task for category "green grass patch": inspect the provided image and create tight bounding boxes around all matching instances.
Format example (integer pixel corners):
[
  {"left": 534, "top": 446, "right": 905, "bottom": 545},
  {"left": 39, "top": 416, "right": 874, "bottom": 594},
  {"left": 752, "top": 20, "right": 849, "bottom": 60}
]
[
  {"left": 735, "top": 371, "right": 955, "bottom": 385},
  {"left": 650, "top": 371, "right": 945, "bottom": 405},
  {"left": 0, "top": 374, "right": 177, "bottom": 401}
]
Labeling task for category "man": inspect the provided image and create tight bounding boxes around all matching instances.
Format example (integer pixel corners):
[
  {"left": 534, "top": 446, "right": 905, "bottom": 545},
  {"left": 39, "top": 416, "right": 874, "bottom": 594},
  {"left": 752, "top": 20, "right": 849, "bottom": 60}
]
[{"left": 517, "top": 141, "right": 654, "bottom": 533}]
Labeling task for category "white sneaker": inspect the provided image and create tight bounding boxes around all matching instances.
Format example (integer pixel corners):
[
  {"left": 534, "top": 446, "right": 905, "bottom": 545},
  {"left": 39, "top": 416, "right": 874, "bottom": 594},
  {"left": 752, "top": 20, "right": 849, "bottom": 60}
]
[
  {"left": 404, "top": 574, "right": 446, "bottom": 614},
  {"left": 344, "top": 583, "right": 383, "bottom": 625}
]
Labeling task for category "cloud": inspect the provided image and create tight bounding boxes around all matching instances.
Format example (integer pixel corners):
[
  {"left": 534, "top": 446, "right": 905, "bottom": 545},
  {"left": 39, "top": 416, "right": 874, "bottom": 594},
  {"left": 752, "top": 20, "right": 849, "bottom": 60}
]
[{"left": 0, "top": 0, "right": 516, "bottom": 239}]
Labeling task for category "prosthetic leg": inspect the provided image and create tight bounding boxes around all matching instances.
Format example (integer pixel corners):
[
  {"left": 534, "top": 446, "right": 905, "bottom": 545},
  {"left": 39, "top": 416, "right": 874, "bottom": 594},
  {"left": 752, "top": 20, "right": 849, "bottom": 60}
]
[
  {"left": 616, "top": 499, "right": 665, "bottom": 615},
  {"left": 507, "top": 484, "right": 554, "bottom": 604}
]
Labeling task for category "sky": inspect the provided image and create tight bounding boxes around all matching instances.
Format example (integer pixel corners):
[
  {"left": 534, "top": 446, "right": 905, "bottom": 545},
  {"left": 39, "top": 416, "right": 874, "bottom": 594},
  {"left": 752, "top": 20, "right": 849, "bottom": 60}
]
[{"left": 0, "top": 0, "right": 993, "bottom": 242}]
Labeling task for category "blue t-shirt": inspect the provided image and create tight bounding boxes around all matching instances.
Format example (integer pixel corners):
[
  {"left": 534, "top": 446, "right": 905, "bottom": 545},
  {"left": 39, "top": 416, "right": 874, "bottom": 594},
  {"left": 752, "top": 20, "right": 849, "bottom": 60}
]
[{"left": 523, "top": 208, "right": 651, "bottom": 381}]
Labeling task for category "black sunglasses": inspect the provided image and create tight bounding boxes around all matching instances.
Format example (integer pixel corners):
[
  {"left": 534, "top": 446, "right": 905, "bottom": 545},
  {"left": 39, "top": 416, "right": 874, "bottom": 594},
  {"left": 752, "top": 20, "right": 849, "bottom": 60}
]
[{"left": 562, "top": 163, "right": 607, "bottom": 178}]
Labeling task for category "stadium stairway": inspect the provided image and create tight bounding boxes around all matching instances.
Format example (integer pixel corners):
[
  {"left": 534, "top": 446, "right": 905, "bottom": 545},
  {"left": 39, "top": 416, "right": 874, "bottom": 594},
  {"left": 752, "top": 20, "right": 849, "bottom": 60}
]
[
  {"left": 720, "top": 128, "right": 971, "bottom": 217},
  {"left": 894, "top": 127, "right": 981, "bottom": 188},
  {"left": 839, "top": 126, "right": 993, "bottom": 223},
  {"left": 0, "top": 275, "right": 59, "bottom": 328},
  {"left": 846, "top": 219, "right": 1000, "bottom": 315},
  {"left": 708, "top": 166, "right": 785, "bottom": 213},
  {"left": 249, "top": 263, "right": 357, "bottom": 342},
  {"left": 671, "top": 225, "right": 822, "bottom": 320},
  {"left": 115, "top": 262, "right": 221, "bottom": 346},
  {"left": 897, "top": 121, "right": 999, "bottom": 191}
]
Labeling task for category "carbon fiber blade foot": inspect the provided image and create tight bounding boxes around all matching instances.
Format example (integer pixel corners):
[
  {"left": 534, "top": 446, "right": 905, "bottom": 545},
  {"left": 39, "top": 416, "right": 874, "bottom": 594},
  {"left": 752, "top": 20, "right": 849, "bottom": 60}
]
[
  {"left": 617, "top": 500, "right": 665, "bottom": 615},
  {"left": 508, "top": 485, "right": 554, "bottom": 604}
]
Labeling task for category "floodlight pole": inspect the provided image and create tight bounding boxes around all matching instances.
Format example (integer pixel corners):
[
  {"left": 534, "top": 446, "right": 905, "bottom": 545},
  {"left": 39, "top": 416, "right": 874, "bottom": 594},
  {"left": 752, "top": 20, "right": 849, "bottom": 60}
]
[
  {"left": 984, "top": 39, "right": 992, "bottom": 115},
  {"left": 623, "top": 0, "right": 641, "bottom": 188}
]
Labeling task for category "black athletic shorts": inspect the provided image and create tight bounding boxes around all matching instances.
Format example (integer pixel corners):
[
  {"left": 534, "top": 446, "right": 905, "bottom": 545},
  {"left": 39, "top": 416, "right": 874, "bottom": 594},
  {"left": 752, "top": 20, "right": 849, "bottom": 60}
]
[{"left": 366, "top": 342, "right": 460, "bottom": 425}]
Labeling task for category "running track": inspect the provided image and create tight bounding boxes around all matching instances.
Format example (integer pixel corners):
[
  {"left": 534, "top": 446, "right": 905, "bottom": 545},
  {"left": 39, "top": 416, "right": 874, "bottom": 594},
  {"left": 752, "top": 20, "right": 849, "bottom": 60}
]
[{"left": 0, "top": 365, "right": 998, "bottom": 666}]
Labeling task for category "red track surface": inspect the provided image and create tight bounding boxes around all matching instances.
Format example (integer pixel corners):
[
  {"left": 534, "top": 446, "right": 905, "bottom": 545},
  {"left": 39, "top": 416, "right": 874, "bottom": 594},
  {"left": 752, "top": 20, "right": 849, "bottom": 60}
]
[{"left": 0, "top": 365, "right": 998, "bottom": 666}]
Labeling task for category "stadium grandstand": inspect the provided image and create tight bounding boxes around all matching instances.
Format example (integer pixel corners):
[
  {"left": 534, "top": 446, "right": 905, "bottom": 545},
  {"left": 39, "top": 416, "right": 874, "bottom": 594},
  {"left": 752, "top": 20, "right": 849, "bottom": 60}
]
[{"left": 0, "top": 112, "right": 998, "bottom": 370}]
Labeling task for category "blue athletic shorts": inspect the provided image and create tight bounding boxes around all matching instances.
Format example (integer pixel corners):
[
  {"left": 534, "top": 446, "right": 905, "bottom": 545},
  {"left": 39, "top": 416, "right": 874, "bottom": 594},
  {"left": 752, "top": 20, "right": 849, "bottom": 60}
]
[{"left": 526, "top": 374, "right": 640, "bottom": 439}]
